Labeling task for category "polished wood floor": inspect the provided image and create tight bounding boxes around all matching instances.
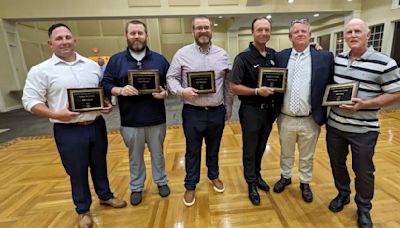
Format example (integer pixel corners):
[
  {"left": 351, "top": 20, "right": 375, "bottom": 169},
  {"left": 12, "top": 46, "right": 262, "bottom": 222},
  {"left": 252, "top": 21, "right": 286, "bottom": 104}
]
[{"left": 1, "top": 111, "right": 400, "bottom": 228}]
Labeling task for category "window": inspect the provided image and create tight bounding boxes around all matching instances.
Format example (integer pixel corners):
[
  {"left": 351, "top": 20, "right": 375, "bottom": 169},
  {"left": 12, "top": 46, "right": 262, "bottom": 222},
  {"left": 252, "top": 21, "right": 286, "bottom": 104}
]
[
  {"left": 391, "top": 21, "right": 400, "bottom": 66},
  {"left": 368, "top": 24, "right": 384, "bottom": 52},
  {"left": 392, "top": 0, "right": 400, "bottom": 9},
  {"left": 335, "top": 31, "right": 344, "bottom": 55}
]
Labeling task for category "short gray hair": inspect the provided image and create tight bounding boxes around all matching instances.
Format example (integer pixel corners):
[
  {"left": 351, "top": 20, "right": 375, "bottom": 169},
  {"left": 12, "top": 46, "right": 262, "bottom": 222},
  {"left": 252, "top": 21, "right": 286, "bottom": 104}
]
[{"left": 289, "top": 18, "right": 310, "bottom": 36}]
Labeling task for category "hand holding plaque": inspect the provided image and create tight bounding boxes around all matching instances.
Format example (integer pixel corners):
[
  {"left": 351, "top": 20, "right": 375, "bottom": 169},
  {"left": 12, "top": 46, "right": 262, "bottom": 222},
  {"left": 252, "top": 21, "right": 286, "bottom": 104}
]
[
  {"left": 258, "top": 67, "right": 288, "bottom": 93},
  {"left": 67, "top": 87, "right": 104, "bottom": 112},
  {"left": 322, "top": 82, "right": 359, "bottom": 106},
  {"left": 128, "top": 70, "right": 160, "bottom": 94},
  {"left": 187, "top": 71, "right": 216, "bottom": 94}
]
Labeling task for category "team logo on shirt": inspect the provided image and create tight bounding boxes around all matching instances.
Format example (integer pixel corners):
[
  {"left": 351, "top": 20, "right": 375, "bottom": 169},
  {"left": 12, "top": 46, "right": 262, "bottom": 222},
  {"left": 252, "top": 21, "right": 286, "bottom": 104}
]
[{"left": 270, "top": 60, "right": 275, "bottom": 66}]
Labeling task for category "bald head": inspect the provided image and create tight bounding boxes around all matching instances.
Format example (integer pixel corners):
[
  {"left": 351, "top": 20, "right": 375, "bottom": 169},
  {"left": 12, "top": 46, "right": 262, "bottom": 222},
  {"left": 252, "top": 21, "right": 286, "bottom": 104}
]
[
  {"left": 345, "top": 18, "right": 370, "bottom": 33},
  {"left": 344, "top": 18, "right": 371, "bottom": 56}
]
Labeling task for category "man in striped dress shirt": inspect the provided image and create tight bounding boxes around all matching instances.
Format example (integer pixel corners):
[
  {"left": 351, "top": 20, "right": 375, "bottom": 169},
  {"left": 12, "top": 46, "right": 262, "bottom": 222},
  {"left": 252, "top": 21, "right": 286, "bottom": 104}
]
[{"left": 326, "top": 18, "right": 400, "bottom": 228}]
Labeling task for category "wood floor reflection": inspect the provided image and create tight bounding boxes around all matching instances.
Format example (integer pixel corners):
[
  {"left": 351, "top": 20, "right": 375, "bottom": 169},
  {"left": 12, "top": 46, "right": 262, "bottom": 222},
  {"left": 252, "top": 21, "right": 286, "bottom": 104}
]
[{"left": 1, "top": 111, "right": 400, "bottom": 227}]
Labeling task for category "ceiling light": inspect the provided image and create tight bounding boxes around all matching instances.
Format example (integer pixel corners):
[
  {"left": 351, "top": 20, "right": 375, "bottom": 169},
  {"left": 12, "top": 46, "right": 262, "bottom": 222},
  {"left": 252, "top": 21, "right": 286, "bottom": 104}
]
[
  {"left": 288, "top": 0, "right": 294, "bottom": 3},
  {"left": 218, "top": 16, "right": 223, "bottom": 19},
  {"left": 347, "top": 0, "right": 352, "bottom": 2},
  {"left": 313, "top": 13, "right": 320, "bottom": 17},
  {"left": 266, "top": 15, "right": 272, "bottom": 19},
  {"left": 214, "top": 23, "right": 218, "bottom": 27}
]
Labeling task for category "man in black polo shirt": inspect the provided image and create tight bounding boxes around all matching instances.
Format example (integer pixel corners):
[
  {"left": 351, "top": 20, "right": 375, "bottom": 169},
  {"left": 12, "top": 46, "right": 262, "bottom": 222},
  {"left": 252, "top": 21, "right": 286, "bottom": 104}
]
[{"left": 230, "top": 16, "right": 283, "bottom": 205}]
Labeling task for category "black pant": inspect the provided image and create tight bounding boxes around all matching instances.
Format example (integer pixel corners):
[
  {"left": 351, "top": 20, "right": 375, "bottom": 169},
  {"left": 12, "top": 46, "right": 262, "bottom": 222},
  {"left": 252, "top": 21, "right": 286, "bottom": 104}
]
[
  {"left": 239, "top": 103, "right": 276, "bottom": 185},
  {"left": 326, "top": 125, "right": 379, "bottom": 213},
  {"left": 53, "top": 116, "right": 113, "bottom": 214},
  {"left": 182, "top": 104, "right": 226, "bottom": 190}
]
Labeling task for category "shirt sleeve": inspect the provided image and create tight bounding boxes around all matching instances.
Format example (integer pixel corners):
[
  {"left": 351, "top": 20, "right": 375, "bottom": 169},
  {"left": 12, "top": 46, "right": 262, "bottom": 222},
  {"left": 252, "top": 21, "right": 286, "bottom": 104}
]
[
  {"left": 380, "top": 59, "right": 400, "bottom": 93},
  {"left": 101, "top": 56, "right": 117, "bottom": 96},
  {"left": 21, "top": 66, "right": 47, "bottom": 112},
  {"left": 224, "top": 69, "right": 234, "bottom": 113},
  {"left": 229, "top": 55, "right": 245, "bottom": 84},
  {"left": 160, "top": 56, "right": 170, "bottom": 86},
  {"left": 166, "top": 50, "right": 184, "bottom": 96}
]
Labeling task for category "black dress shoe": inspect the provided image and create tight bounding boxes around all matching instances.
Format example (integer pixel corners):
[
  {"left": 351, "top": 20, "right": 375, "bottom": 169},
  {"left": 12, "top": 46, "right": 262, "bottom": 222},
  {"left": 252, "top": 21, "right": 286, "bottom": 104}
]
[
  {"left": 300, "top": 183, "right": 313, "bottom": 203},
  {"left": 328, "top": 194, "right": 350, "bottom": 212},
  {"left": 248, "top": 184, "right": 260, "bottom": 206},
  {"left": 273, "top": 176, "right": 291, "bottom": 193},
  {"left": 357, "top": 211, "right": 373, "bottom": 228},
  {"left": 257, "top": 176, "right": 270, "bottom": 192}
]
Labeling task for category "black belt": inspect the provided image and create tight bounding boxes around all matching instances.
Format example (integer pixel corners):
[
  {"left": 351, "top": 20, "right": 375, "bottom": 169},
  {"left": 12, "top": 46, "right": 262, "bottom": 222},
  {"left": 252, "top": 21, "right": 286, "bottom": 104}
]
[
  {"left": 243, "top": 102, "right": 275, "bottom": 110},
  {"left": 184, "top": 104, "right": 223, "bottom": 110},
  {"left": 281, "top": 112, "right": 311, "bottom": 118}
]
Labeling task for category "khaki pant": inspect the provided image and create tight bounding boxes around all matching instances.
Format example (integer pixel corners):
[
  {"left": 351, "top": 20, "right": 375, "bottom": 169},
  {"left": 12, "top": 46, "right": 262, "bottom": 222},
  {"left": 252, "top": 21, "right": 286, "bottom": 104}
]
[{"left": 277, "top": 114, "right": 320, "bottom": 183}]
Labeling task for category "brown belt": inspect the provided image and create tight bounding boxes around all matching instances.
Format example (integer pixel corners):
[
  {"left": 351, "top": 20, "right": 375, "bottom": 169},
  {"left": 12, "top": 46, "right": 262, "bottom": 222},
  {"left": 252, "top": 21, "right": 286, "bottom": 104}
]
[
  {"left": 73, "top": 116, "right": 99, "bottom": 125},
  {"left": 281, "top": 112, "right": 311, "bottom": 118},
  {"left": 75, "top": 120, "right": 96, "bottom": 125}
]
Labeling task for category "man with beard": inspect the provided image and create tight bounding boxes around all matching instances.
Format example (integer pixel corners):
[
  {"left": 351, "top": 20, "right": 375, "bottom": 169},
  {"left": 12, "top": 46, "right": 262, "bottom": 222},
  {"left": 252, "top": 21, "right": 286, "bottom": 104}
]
[
  {"left": 229, "top": 16, "right": 283, "bottom": 205},
  {"left": 102, "top": 20, "right": 170, "bottom": 206},
  {"left": 22, "top": 23, "right": 127, "bottom": 228},
  {"left": 167, "top": 15, "right": 233, "bottom": 206}
]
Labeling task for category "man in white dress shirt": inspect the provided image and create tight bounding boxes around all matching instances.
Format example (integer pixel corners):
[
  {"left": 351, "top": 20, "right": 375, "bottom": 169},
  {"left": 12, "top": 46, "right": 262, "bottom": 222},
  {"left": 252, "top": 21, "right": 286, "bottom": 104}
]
[{"left": 22, "top": 23, "right": 126, "bottom": 228}]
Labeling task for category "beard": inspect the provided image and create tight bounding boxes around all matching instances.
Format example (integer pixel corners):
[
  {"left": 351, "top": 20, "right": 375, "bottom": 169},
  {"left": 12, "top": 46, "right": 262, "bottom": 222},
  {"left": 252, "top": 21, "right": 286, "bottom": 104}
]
[
  {"left": 195, "top": 34, "right": 211, "bottom": 46},
  {"left": 127, "top": 39, "right": 146, "bottom": 52}
]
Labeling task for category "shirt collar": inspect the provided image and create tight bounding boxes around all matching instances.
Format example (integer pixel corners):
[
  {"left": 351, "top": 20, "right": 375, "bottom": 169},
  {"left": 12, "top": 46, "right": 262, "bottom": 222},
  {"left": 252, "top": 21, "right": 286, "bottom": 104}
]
[
  {"left": 129, "top": 48, "right": 146, "bottom": 61},
  {"left": 291, "top": 45, "right": 310, "bottom": 57},
  {"left": 50, "top": 52, "right": 86, "bottom": 65},
  {"left": 125, "top": 47, "right": 151, "bottom": 61},
  {"left": 345, "top": 46, "right": 375, "bottom": 60},
  {"left": 194, "top": 42, "right": 211, "bottom": 55},
  {"left": 249, "top": 42, "right": 269, "bottom": 58}
]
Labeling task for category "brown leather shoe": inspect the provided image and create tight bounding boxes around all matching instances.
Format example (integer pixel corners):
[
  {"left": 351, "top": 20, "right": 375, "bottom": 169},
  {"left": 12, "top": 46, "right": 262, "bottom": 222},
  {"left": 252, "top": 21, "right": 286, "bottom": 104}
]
[
  {"left": 183, "top": 190, "right": 195, "bottom": 206},
  {"left": 78, "top": 212, "right": 93, "bottom": 228},
  {"left": 100, "top": 197, "right": 127, "bottom": 208},
  {"left": 209, "top": 178, "right": 225, "bottom": 193}
]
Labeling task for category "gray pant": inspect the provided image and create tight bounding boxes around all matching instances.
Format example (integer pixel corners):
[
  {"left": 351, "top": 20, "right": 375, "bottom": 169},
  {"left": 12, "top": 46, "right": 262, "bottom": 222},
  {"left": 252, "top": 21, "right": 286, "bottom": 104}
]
[
  {"left": 120, "top": 123, "right": 168, "bottom": 192},
  {"left": 326, "top": 125, "right": 378, "bottom": 213}
]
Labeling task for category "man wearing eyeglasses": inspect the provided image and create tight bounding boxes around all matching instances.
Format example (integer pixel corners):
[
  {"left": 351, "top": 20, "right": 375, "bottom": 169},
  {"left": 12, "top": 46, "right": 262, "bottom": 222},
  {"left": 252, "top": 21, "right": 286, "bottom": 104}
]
[
  {"left": 167, "top": 15, "right": 233, "bottom": 206},
  {"left": 273, "top": 19, "right": 334, "bottom": 203},
  {"left": 230, "top": 16, "right": 283, "bottom": 206},
  {"left": 326, "top": 18, "right": 400, "bottom": 228},
  {"left": 102, "top": 20, "right": 170, "bottom": 206}
]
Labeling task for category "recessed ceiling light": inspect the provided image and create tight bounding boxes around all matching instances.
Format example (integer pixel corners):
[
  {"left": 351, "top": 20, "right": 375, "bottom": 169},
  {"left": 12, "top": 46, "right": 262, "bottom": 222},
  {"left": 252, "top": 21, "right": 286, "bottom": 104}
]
[
  {"left": 266, "top": 15, "right": 272, "bottom": 19},
  {"left": 288, "top": 0, "right": 294, "bottom": 3},
  {"left": 214, "top": 23, "right": 218, "bottom": 27},
  {"left": 347, "top": 0, "right": 352, "bottom": 1},
  {"left": 218, "top": 16, "right": 223, "bottom": 19},
  {"left": 313, "top": 13, "right": 320, "bottom": 17}
]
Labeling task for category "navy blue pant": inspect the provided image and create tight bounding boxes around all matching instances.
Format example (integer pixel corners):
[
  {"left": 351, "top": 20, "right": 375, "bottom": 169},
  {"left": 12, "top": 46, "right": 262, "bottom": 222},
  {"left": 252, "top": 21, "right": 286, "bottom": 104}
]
[
  {"left": 53, "top": 116, "right": 113, "bottom": 214},
  {"left": 182, "top": 104, "right": 226, "bottom": 190},
  {"left": 239, "top": 103, "right": 276, "bottom": 185},
  {"left": 326, "top": 125, "right": 378, "bottom": 213}
]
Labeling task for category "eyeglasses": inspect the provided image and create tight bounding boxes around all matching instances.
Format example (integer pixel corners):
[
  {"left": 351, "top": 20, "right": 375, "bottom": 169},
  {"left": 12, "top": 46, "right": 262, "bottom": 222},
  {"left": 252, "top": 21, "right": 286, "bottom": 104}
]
[
  {"left": 290, "top": 18, "right": 309, "bottom": 26},
  {"left": 194, "top": 26, "right": 211, "bottom": 31}
]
